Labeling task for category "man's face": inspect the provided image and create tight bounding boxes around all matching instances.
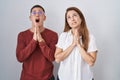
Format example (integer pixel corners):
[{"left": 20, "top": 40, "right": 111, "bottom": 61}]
[{"left": 30, "top": 7, "right": 46, "bottom": 27}]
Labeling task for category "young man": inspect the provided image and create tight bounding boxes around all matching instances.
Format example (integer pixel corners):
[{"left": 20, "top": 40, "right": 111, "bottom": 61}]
[{"left": 16, "top": 5, "right": 58, "bottom": 80}]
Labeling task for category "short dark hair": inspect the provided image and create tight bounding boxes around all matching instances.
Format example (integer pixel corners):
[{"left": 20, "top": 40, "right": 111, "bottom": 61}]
[{"left": 30, "top": 5, "right": 45, "bottom": 13}]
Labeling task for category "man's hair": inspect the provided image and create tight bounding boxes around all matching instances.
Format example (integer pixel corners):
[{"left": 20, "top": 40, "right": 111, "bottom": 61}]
[{"left": 30, "top": 5, "right": 45, "bottom": 13}]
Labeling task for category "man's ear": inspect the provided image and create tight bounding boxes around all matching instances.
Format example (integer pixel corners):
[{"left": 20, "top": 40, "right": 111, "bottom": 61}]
[
  {"left": 43, "top": 15, "right": 46, "bottom": 21},
  {"left": 29, "top": 16, "right": 32, "bottom": 21}
]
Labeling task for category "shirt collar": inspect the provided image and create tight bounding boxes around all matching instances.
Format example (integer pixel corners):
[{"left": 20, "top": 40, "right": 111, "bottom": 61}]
[{"left": 68, "top": 29, "right": 82, "bottom": 39}]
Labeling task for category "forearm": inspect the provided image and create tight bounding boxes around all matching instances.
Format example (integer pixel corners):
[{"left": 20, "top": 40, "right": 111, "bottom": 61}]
[
  {"left": 38, "top": 33, "right": 58, "bottom": 62},
  {"left": 16, "top": 39, "right": 37, "bottom": 62},
  {"left": 39, "top": 41, "right": 56, "bottom": 61},
  {"left": 55, "top": 44, "right": 75, "bottom": 63},
  {"left": 77, "top": 44, "right": 96, "bottom": 66}
]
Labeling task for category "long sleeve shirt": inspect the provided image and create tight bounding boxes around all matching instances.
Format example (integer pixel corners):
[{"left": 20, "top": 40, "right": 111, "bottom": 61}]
[{"left": 16, "top": 28, "right": 58, "bottom": 80}]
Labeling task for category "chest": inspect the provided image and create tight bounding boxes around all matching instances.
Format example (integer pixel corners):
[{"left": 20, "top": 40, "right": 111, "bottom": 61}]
[
  {"left": 23, "top": 33, "right": 51, "bottom": 46},
  {"left": 62, "top": 35, "right": 73, "bottom": 50}
]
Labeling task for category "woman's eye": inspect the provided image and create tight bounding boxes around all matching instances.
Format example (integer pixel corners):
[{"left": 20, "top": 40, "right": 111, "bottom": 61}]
[
  {"left": 67, "top": 16, "right": 71, "bottom": 19},
  {"left": 73, "top": 14, "right": 77, "bottom": 17}
]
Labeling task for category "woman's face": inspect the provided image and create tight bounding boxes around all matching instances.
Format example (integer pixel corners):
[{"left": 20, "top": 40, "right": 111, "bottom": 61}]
[{"left": 66, "top": 10, "right": 82, "bottom": 29}]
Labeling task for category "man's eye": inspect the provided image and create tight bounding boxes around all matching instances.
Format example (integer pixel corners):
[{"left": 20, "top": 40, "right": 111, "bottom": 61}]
[
  {"left": 32, "top": 12, "right": 36, "bottom": 15},
  {"left": 38, "top": 11, "right": 43, "bottom": 15}
]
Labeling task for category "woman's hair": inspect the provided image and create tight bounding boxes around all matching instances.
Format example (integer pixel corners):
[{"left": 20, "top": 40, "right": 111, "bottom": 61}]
[{"left": 64, "top": 7, "right": 89, "bottom": 51}]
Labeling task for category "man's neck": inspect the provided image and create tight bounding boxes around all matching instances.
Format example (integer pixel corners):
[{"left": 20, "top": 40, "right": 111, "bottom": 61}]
[
  {"left": 30, "top": 26, "right": 45, "bottom": 33},
  {"left": 39, "top": 26, "right": 45, "bottom": 33}
]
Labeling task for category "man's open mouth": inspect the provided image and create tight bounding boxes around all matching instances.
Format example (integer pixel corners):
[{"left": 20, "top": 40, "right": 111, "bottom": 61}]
[{"left": 36, "top": 19, "right": 39, "bottom": 23}]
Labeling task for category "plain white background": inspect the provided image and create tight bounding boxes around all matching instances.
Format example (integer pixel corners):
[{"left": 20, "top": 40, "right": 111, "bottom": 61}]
[{"left": 0, "top": 0, "right": 120, "bottom": 80}]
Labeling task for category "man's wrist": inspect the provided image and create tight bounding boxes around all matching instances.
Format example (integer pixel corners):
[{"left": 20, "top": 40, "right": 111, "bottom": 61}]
[{"left": 38, "top": 39, "right": 44, "bottom": 42}]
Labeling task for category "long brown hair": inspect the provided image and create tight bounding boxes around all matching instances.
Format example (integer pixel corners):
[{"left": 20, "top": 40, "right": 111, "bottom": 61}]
[{"left": 64, "top": 7, "right": 89, "bottom": 51}]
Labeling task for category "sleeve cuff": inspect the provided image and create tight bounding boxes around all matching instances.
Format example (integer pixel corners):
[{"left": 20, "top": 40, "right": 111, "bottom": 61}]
[{"left": 39, "top": 41, "right": 46, "bottom": 46}]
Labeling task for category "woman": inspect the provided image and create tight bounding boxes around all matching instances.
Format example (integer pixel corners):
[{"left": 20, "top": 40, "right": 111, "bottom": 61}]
[{"left": 55, "top": 7, "right": 98, "bottom": 80}]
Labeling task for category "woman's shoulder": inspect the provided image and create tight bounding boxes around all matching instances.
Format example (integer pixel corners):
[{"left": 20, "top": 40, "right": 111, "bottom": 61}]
[
  {"left": 89, "top": 33, "right": 96, "bottom": 42},
  {"left": 89, "top": 33, "right": 95, "bottom": 38},
  {"left": 59, "top": 30, "right": 71, "bottom": 37},
  {"left": 60, "top": 31, "right": 68, "bottom": 35}
]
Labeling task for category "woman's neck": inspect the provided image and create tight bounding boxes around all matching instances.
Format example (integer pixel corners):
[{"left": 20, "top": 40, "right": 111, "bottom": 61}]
[{"left": 71, "top": 27, "right": 81, "bottom": 36}]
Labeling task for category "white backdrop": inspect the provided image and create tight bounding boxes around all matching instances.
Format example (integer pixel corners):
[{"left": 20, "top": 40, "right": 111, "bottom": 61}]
[{"left": 0, "top": 0, "right": 120, "bottom": 80}]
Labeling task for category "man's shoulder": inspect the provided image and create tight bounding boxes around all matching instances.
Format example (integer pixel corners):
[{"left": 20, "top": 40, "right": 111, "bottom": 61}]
[
  {"left": 18, "top": 29, "right": 30, "bottom": 36},
  {"left": 45, "top": 28, "right": 57, "bottom": 35}
]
